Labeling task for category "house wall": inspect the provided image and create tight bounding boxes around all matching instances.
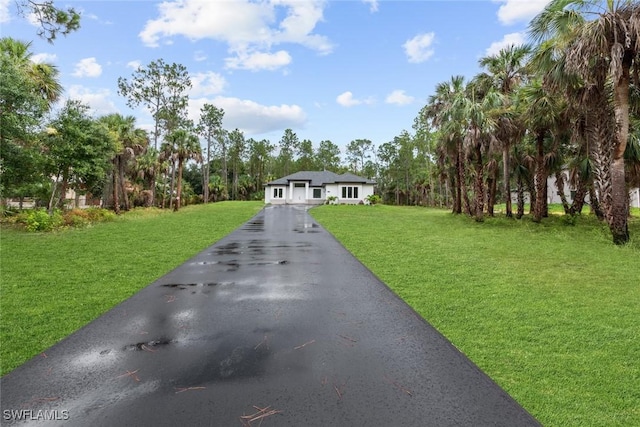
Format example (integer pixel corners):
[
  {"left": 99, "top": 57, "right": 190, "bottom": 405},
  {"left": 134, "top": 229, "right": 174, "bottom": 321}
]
[
  {"left": 548, "top": 175, "right": 640, "bottom": 209},
  {"left": 266, "top": 183, "right": 374, "bottom": 205},
  {"left": 265, "top": 185, "right": 288, "bottom": 204},
  {"left": 326, "top": 183, "right": 374, "bottom": 204}
]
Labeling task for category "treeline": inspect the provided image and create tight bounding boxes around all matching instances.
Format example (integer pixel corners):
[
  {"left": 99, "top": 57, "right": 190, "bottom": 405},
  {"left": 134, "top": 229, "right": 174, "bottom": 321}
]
[
  {"left": 3, "top": 0, "right": 640, "bottom": 244},
  {"left": 0, "top": 35, "right": 435, "bottom": 213}
]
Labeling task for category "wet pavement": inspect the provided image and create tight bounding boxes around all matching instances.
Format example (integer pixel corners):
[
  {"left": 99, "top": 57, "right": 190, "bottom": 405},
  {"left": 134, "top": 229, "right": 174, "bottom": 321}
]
[{"left": 1, "top": 205, "right": 540, "bottom": 426}]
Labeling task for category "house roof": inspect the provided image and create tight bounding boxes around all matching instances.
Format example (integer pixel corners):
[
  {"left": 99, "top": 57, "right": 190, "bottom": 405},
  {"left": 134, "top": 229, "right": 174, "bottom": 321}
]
[{"left": 266, "top": 171, "right": 376, "bottom": 186}]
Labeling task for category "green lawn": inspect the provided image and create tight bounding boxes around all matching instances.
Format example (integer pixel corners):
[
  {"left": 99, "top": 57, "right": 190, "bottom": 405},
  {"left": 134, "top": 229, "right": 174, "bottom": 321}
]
[
  {"left": 310, "top": 205, "right": 639, "bottom": 427},
  {"left": 2, "top": 202, "right": 638, "bottom": 426},
  {"left": 0, "top": 201, "right": 263, "bottom": 375}
]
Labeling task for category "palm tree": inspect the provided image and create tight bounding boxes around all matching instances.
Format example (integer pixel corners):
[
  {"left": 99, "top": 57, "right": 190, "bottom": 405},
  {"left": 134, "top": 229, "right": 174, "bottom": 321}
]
[
  {"left": 424, "top": 76, "right": 468, "bottom": 214},
  {"left": 165, "top": 129, "right": 202, "bottom": 211},
  {"left": 530, "top": 0, "right": 640, "bottom": 243},
  {"left": 478, "top": 44, "right": 531, "bottom": 217},
  {"left": 99, "top": 114, "right": 148, "bottom": 213},
  {"left": 453, "top": 80, "right": 501, "bottom": 222},
  {"left": 0, "top": 37, "right": 62, "bottom": 108},
  {"left": 515, "top": 79, "right": 566, "bottom": 222},
  {"left": 134, "top": 148, "right": 159, "bottom": 207}
]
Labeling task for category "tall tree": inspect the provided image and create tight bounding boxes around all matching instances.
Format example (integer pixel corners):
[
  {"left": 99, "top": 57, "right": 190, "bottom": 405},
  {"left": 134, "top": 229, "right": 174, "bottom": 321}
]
[
  {"left": 277, "top": 129, "right": 298, "bottom": 176},
  {"left": 424, "top": 75, "right": 469, "bottom": 214},
  {"left": 117, "top": 59, "right": 191, "bottom": 206},
  {"left": 12, "top": 1, "right": 81, "bottom": 42},
  {"left": 515, "top": 79, "right": 565, "bottom": 223},
  {"left": 196, "top": 104, "right": 224, "bottom": 203},
  {"left": 377, "top": 141, "right": 400, "bottom": 204},
  {"left": 478, "top": 44, "right": 531, "bottom": 218},
  {"left": 296, "top": 139, "right": 315, "bottom": 171},
  {"left": 44, "top": 100, "right": 116, "bottom": 210},
  {"left": 99, "top": 114, "right": 148, "bottom": 213},
  {"left": 0, "top": 38, "right": 52, "bottom": 202},
  {"left": 164, "top": 129, "right": 201, "bottom": 211},
  {"left": 118, "top": 59, "right": 191, "bottom": 151},
  {"left": 530, "top": 0, "right": 640, "bottom": 243},
  {"left": 316, "top": 140, "right": 341, "bottom": 171},
  {"left": 228, "top": 129, "right": 246, "bottom": 200},
  {"left": 346, "top": 139, "right": 374, "bottom": 174},
  {"left": 0, "top": 37, "right": 62, "bottom": 108},
  {"left": 248, "top": 138, "right": 274, "bottom": 193}
]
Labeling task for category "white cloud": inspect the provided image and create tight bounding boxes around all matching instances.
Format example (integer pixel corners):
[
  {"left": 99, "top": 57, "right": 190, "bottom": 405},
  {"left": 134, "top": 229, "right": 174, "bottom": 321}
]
[
  {"left": 72, "top": 57, "right": 102, "bottom": 78},
  {"left": 139, "top": 0, "right": 331, "bottom": 71},
  {"left": 385, "top": 90, "right": 415, "bottom": 106},
  {"left": 363, "top": 0, "right": 379, "bottom": 13},
  {"left": 31, "top": 53, "right": 57, "bottom": 64},
  {"left": 66, "top": 85, "right": 118, "bottom": 116},
  {"left": 194, "top": 51, "right": 207, "bottom": 62},
  {"left": 0, "top": 0, "right": 10, "bottom": 23},
  {"left": 495, "top": 0, "right": 550, "bottom": 25},
  {"left": 336, "top": 91, "right": 375, "bottom": 107},
  {"left": 403, "top": 32, "right": 435, "bottom": 63},
  {"left": 485, "top": 32, "right": 525, "bottom": 56},
  {"left": 127, "top": 60, "right": 141, "bottom": 70},
  {"left": 189, "top": 96, "right": 307, "bottom": 135},
  {"left": 225, "top": 50, "right": 292, "bottom": 71},
  {"left": 190, "top": 72, "right": 226, "bottom": 97}
]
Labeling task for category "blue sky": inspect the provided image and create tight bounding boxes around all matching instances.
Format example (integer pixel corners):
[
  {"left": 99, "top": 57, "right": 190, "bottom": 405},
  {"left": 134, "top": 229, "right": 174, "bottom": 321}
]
[{"left": 1, "top": 0, "right": 549, "bottom": 153}]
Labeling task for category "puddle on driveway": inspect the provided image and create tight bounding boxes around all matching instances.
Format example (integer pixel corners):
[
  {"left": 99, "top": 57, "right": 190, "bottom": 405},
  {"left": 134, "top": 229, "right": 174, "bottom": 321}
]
[
  {"left": 211, "top": 242, "right": 242, "bottom": 255},
  {"left": 123, "top": 338, "right": 175, "bottom": 352},
  {"left": 175, "top": 339, "right": 271, "bottom": 385},
  {"left": 243, "top": 219, "right": 264, "bottom": 232},
  {"left": 161, "top": 282, "right": 233, "bottom": 290}
]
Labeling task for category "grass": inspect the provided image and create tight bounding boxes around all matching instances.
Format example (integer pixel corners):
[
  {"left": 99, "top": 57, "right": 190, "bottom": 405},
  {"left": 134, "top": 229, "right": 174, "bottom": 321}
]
[
  {"left": 310, "top": 205, "right": 640, "bottom": 427},
  {"left": 2, "top": 201, "right": 638, "bottom": 425},
  {"left": 0, "top": 201, "right": 263, "bottom": 375}
]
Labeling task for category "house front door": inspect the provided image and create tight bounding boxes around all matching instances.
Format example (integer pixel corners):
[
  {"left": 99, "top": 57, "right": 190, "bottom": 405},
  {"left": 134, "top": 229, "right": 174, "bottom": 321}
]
[{"left": 292, "top": 184, "right": 306, "bottom": 204}]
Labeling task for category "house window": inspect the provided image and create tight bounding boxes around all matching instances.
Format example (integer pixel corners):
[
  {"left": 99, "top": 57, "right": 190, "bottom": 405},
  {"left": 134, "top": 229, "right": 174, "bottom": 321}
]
[
  {"left": 341, "top": 186, "right": 358, "bottom": 199},
  {"left": 273, "top": 188, "right": 283, "bottom": 198},
  {"left": 313, "top": 188, "right": 321, "bottom": 198}
]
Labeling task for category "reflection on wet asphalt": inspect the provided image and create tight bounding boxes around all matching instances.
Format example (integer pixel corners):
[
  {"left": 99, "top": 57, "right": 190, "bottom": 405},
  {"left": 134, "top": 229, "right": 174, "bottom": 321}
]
[{"left": 0, "top": 206, "right": 540, "bottom": 426}]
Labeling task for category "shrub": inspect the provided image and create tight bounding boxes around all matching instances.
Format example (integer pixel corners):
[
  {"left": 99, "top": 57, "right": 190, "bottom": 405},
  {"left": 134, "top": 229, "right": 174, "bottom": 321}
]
[
  {"left": 366, "top": 194, "right": 382, "bottom": 205},
  {"left": 85, "top": 207, "right": 116, "bottom": 223},
  {"left": 562, "top": 213, "right": 578, "bottom": 226},
  {"left": 24, "top": 209, "right": 63, "bottom": 232},
  {"left": 63, "top": 209, "right": 90, "bottom": 228},
  {"left": 325, "top": 195, "right": 338, "bottom": 205}
]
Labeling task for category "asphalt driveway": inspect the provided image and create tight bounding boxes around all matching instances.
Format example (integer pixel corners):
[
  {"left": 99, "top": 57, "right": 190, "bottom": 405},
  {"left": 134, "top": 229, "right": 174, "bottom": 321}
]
[{"left": 1, "top": 205, "right": 540, "bottom": 426}]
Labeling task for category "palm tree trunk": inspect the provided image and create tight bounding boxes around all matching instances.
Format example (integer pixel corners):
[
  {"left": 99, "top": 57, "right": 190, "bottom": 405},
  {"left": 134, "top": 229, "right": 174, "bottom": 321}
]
[
  {"left": 175, "top": 159, "right": 183, "bottom": 211},
  {"left": 589, "top": 187, "right": 605, "bottom": 220},
  {"left": 570, "top": 179, "right": 587, "bottom": 215},
  {"left": 454, "top": 141, "right": 463, "bottom": 214},
  {"left": 119, "top": 157, "right": 129, "bottom": 211},
  {"left": 169, "top": 159, "right": 176, "bottom": 209},
  {"left": 533, "top": 130, "right": 545, "bottom": 223},
  {"left": 610, "top": 64, "right": 631, "bottom": 244},
  {"left": 204, "top": 139, "right": 211, "bottom": 203},
  {"left": 112, "top": 159, "right": 120, "bottom": 215},
  {"left": 487, "top": 165, "right": 497, "bottom": 217},
  {"left": 474, "top": 143, "right": 484, "bottom": 222},
  {"left": 516, "top": 174, "right": 525, "bottom": 219},
  {"left": 503, "top": 143, "right": 512, "bottom": 217}
]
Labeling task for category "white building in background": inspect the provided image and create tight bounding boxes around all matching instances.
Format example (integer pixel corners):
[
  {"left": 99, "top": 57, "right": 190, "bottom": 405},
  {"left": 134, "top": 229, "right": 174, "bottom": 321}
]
[
  {"left": 547, "top": 173, "right": 640, "bottom": 208},
  {"left": 264, "top": 171, "right": 376, "bottom": 205}
]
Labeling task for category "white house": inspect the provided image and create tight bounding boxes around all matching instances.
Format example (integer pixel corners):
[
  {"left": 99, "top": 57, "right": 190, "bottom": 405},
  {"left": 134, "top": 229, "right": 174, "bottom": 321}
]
[{"left": 264, "top": 171, "right": 376, "bottom": 205}]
